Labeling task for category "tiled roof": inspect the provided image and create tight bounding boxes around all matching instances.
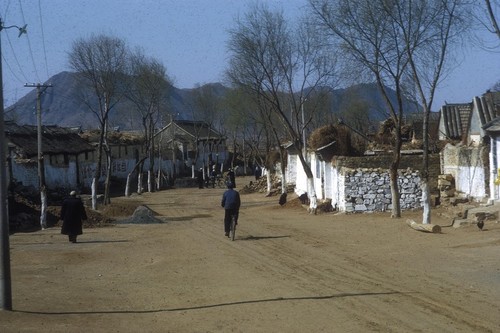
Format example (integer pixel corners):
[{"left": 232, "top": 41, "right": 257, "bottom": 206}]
[
  {"left": 440, "top": 103, "right": 472, "bottom": 140},
  {"left": 5, "top": 122, "right": 94, "bottom": 157}
]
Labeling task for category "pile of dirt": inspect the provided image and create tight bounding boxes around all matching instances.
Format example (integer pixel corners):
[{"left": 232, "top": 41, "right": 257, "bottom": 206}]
[{"left": 116, "top": 205, "right": 164, "bottom": 224}]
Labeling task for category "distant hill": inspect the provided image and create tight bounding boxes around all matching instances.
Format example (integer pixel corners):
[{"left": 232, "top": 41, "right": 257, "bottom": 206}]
[{"left": 6, "top": 71, "right": 421, "bottom": 131}]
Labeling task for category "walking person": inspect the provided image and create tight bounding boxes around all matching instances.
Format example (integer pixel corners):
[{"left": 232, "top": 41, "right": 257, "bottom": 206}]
[
  {"left": 254, "top": 165, "right": 261, "bottom": 180},
  {"left": 227, "top": 168, "right": 236, "bottom": 188},
  {"left": 221, "top": 181, "right": 240, "bottom": 238},
  {"left": 60, "top": 190, "right": 88, "bottom": 243},
  {"left": 197, "top": 167, "right": 205, "bottom": 189},
  {"left": 210, "top": 165, "right": 217, "bottom": 188}
]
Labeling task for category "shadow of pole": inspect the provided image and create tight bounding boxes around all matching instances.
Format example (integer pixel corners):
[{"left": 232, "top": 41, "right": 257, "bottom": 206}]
[{"left": 14, "top": 291, "right": 411, "bottom": 315}]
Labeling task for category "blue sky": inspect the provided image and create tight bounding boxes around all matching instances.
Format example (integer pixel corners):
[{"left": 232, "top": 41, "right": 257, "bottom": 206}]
[{"left": 1, "top": 0, "right": 499, "bottom": 110}]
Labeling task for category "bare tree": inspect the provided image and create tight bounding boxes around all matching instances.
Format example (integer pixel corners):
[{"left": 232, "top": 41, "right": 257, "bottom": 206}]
[
  {"left": 310, "top": 0, "right": 410, "bottom": 217},
  {"left": 127, "top": 49, "right": 170, "bottom": 194},
  {"left": 388, "top": 1, "right": 468, "bottom": 224},
  {"left": 479, "top": 0, "right": 500, "bottom": 39},
  {"left": 226, "top": 88, "right": 286, "bottom": 195},
  {"left": 310, "top": 0, "right": 468, "bottom": 219},
  {"left": 69, "top": 34, "right": 129, "bottom": 209},
  {"left": 190, "top": 84, "right": 225, "bottom": 172},
  {"left": 227, "top": 4, "right": 337, "bottom": 213}
]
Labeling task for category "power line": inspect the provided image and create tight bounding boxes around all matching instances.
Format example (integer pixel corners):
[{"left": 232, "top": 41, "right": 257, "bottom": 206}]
[
  {"left": 37, "top": 0, "right": 49, "bottom": 78},
  {"left": 18, "top": 0, "right": 40, "bottom": 82},
  {"left": 3, "top": 29, "right": 29, "bottom": 83}
]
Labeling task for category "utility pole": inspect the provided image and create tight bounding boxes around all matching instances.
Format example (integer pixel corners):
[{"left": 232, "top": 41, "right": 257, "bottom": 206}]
[
  {"left": 24, "top": 83, "right": 52, "bottom": 229},
  {"left": 0, "top": 17, "right": 27, "bottom": 311}
]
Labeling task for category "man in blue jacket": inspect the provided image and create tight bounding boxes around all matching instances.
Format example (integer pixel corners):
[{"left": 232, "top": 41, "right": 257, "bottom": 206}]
[{"left": 221, "top": 181, "right": 240, "bottom": 237}]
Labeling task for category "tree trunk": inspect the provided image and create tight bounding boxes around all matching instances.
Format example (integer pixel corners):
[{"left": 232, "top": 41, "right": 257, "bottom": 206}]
[
  {"left": 104, "top": 152, "right": 111, "bottom": 205},
  {"left": 156, "top": 168, "right": 162, "bottom": 191},
  {"left": 40, "top": 186, "right": 47, "bottom": 230},
  {"left": 91, "top": 178, "right": 98, "bottom": 210},
  {"left": 421, "top": 181, "right": 431, "bottom": 224},
  {"left": 137, "top": 171, "right": 143, "bottom": 195},
  {"left": 297, "top": 150, "right": 318, "bottom": 214},
  {"left": 148, "top": 170, "right": 153, "bottom": 193},
  {"left": 390, "top": 134, "right": 402, "bottom": 218},
  {"left": 421, "top": 104, "right": 431, "bottom": 224},
  {"left": 281, "top": 165, "right": 287, "bottom": 194},
  {"left": 125, "top": 174, "right": 131, "bottom": 197},
  {"left": 266, "top": 171, "right": 272, "bottom": 196},
  {"left": 307, "top": 177, "right": 318, "bottom": 214},
  {"left": 406, "top": 219, "right": 441, "bottom": 233},
  {"left": 389, "top": 167, "right": 401, "bottom": 218}
]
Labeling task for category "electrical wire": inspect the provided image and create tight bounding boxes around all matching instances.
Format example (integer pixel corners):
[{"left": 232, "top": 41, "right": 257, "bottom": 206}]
[
  {"left": 37, "top": 0, "right": 49, "bottom": 79},
  {"left": 18, "top": 0, "right": 41, "bottom": 83},
  {"left": 3, "top": 31, "right": 30, "bottom": 83},
  {"left": 1, "top": 0, "right": 30, "bottom": 87}
]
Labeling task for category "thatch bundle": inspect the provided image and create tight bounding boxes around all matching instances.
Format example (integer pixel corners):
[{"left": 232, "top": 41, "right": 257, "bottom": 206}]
[{"left": 309, "top": 124, "right": 364, "bottom": 156}]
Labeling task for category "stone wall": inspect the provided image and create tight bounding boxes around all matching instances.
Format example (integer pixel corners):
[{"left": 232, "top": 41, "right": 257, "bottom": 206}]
[
  {"left": 333, "top": 153, "right": 440, "bottom": 193},
  {"left": 342, "top": 167, "right": 422, "bottom": 213}
]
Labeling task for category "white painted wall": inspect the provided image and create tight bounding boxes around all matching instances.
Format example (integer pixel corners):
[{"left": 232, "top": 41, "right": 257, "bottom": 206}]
[
  {"left": 489, "top": 136, "right": 500, "bottom": 202},
  {"left": 441, "top": 144, "right": 487, "bottom": 201}
]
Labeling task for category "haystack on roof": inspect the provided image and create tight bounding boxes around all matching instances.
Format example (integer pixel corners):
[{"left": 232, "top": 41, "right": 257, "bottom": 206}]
[{"left": 80, "top": 129, "right": 144, "bottom": 145}]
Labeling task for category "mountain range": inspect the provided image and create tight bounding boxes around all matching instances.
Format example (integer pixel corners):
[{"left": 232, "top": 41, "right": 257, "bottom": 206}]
[{"left": 5, "top": 71, "right": 421, "bottom": 131}]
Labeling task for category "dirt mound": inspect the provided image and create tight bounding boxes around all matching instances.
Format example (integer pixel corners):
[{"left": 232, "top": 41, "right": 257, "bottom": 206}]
[{"left": 116, "top": 205, "right": 164, "bottom": 224}]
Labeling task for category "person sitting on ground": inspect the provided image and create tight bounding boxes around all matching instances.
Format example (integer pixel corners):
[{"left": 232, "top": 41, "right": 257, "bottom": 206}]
[{"left": 221, "top": 181, "right": 241, "bottom": 237}]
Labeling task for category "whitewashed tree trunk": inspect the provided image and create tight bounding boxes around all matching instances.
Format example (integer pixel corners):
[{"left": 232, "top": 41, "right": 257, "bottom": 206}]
[
  {"left": 421, "top": 181, "right": 431, "bottom": 224},
  {"left": 91, "top": 178, "right": 98, "bottom": 210},
  {"left": 156, "top": 168, "right": 161, "bottom": 190},
  {"left": 266, "top": 171, "right": 272, "bottom": 196},
  {"left": 281, "top": 171, "right": 287, "bottom": 194},
  {"left": 147, "top": 170, "right": 153, "bottom": 192},
  {"left": 191, "top": 165, "right": 195, "bottom": 178},
  {"left": 307, "top": 177, "right": 318, "bottom": 214},
  {"left": 125, "top": 174, "right": 131, "bottom": 197},
  {"left": 137, "top": 173, "right": 143, "bottom": 195},
  {"left": 40, "top": 187, "right": 47, "bottom": 229}
]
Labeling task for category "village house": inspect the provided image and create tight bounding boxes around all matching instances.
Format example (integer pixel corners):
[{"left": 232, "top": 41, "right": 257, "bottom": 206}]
[
  {"left": 439, "top": 91, "right": 499, "bottom": 202},
  {"left": 9, "top": 120, "right": 230, "bottom": 194},
  {"left": 154, "top": 120, "right": 228, "bottom": 177},
  {"left": 80, "top": 129, "right": 145, "bottom": 184},
  {"left": 285, "top": 115, "right": 442, "bottom": 213},
  {"left": 5, "top": 122, "right": 95, "bottom": 191},
  {"left": 284, "top": 91, "right": 499, "bottom": 213}
]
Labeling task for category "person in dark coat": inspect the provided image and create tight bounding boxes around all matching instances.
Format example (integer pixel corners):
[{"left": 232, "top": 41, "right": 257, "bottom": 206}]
[
  {"left": 254, "top": 165, "right": 261, "bottom": 180},
  {"left": 227, "top": 168, "right": 236, "bottom": 188},
  {"left": 221, "top": 181, "right": 241, "bottom": 237},
  {"left": 210, "top": 165, "right": 217, "bottom": 188},
  {"left": 197, "top": 168, "right": 205, "bottom": 189},
  {"left": 60, "top": 191, "right": 87, "bottom": 243}
]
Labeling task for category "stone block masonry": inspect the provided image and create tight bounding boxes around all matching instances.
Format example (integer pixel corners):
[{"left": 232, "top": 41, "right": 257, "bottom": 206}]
[{"left": 342, "top": 168, "right": 422, "bottom": 213}]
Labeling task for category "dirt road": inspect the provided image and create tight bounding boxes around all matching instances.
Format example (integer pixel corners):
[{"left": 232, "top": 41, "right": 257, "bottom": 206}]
[{"left": 1, "top": 177, "right": 499, "bottom": 332}]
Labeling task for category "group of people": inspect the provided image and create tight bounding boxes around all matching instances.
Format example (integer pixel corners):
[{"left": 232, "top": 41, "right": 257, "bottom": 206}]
[
  {"left": 60, "top": 166, "right": 242, "bottom": 243},
  {"left": 197, "top": 166, "right": 236, "bottom": 189}
]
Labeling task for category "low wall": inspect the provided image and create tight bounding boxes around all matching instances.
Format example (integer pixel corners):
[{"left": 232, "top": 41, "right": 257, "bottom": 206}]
[{"left": 342, "top": 167, "right": 422, "bottom": 213}]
